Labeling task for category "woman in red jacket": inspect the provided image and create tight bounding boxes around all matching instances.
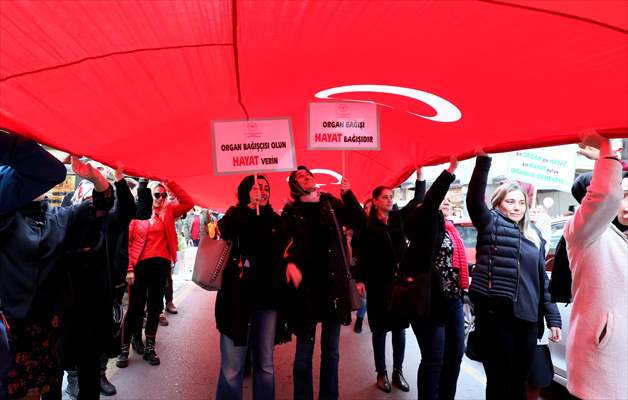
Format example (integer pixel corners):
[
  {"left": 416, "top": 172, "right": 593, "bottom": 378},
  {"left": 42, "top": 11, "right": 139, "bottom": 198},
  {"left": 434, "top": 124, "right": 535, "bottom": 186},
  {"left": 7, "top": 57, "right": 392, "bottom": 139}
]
[{"left": 117, "top": 181, "right": 193, "bottom": 367}]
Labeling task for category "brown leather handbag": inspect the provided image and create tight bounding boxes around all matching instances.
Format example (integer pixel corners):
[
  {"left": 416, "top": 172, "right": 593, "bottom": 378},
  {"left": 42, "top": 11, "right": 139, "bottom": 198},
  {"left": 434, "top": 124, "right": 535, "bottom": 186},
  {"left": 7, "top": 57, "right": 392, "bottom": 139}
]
[{"left": 192, "top": 236, "right": 233, "bottom": 291}]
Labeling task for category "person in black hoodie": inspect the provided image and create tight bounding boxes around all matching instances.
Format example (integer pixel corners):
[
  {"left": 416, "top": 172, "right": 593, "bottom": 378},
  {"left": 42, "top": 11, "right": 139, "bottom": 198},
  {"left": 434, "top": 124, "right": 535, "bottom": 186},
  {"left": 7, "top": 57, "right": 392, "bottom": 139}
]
[
  {"left": 215, "top": 174, "right": 288, "bottom": 400},
  {"left": 0, "top": 130, "right": 114, "bottom": 399},
  {"left": 354, "top": 186, "right": 410, "bottom": 394},
  {"left": 466, "top": 149, "right": 561, "bottom": 400},
  {"left": 281, "top": 166, "right": 366, "bottom": 400}
]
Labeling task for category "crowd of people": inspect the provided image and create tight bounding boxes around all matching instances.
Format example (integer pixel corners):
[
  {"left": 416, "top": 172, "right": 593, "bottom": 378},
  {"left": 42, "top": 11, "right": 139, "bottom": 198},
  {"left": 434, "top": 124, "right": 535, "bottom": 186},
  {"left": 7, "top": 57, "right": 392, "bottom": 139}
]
[{"left": 1, "top": 128, "right": 627, "bottom": 400}]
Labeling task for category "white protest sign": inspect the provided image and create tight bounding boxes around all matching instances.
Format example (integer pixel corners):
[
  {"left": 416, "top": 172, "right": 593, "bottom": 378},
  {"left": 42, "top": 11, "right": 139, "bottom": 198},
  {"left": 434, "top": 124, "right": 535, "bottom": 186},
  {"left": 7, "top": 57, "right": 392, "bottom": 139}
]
[
  {"left": 506, "top": 145, "right": 577, "bottom": 192},
  {"left": 211, "top": 118, "right": 296, "bottom": 175},
  {"left": 308, "top": 102, "right": 379, "bottom": 150}
]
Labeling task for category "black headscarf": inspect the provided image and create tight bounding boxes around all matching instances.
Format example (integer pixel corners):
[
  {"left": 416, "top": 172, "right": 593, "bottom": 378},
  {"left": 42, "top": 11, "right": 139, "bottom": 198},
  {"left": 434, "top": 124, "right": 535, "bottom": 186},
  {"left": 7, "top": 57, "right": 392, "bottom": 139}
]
[
  {"left": 237, "top": 174, "right": 270, "bottom": 207},
  {"left": 570, "top": 172, "right": 593, "bottom": 204},
  {"left": 288, "top": 165, "right": 314, "bottom": 200}
]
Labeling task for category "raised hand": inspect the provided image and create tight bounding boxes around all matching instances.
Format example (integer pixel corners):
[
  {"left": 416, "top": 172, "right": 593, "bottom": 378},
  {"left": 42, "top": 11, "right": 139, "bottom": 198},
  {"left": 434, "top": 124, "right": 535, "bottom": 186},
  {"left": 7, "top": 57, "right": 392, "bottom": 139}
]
[
  {"left": 416, "top": 166, "right": 424, "bottom": 181},
  {"left": 114, "top": 162, "right": 124, "bottom": 182},
  {"left": 579, "top": 131, "right": 611, "bottom": 158},
  {"left": 71, "top": 156, "right": 108, "bottom": 191},
  {"left": 340, "top": 176, "right": 351, "bottom": 192},
  {"left": 447, "top": 156, "right": 458, "bottom": 174},
  {"left": 576, "top": 146, "right": 599, "bottom": 160},
  {"left": 474, "top": 147, "right": 487, "bottom": 157}
]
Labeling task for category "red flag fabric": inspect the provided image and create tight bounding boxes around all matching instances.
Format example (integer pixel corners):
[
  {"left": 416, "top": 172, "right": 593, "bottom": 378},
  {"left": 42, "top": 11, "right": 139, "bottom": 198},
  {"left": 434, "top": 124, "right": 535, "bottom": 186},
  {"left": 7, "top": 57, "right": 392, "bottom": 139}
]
[{"left": 1, "top": 1, "right": 627, "bottom": 209}]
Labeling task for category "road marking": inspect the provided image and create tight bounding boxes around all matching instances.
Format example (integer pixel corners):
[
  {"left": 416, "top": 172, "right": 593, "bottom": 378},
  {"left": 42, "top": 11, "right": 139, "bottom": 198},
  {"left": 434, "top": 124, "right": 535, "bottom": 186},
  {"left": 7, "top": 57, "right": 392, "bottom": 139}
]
[{"left": 461, "top": 359, "right": 487, "bottom": 385}]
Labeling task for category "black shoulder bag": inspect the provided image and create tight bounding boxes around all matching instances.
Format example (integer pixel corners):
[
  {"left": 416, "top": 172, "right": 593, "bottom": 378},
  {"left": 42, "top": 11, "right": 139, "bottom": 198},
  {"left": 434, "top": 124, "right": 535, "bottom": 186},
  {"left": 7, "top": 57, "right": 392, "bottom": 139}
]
[{"left": 326, "top": 199, "right": 363, "bottom": 311}]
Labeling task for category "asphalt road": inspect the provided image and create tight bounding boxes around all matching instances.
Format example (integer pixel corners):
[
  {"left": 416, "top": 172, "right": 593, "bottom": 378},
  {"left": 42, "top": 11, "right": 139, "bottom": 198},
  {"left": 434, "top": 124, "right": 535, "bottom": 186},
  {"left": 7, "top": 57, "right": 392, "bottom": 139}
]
[{"left": 60, "top": 278, "right": 490, "bottom": 400}]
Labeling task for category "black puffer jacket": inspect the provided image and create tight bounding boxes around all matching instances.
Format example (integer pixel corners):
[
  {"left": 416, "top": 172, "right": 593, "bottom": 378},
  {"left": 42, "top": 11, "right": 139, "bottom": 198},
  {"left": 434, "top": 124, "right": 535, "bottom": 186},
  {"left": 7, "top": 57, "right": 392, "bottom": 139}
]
[
  {"left": 466, "top": 156, "right": 523, "bottom": 300},
  {"left": 400, "top": 170, "right": 455, "bottom": 322},
  {"left": 215, "top": 204, "right": 288, "bottom": 346},
  {"left": 467, "top": 156, "right": 561, "bottom": 330},
  {"left": 281, "top": 191, "right": 366, "bottom": 340}
]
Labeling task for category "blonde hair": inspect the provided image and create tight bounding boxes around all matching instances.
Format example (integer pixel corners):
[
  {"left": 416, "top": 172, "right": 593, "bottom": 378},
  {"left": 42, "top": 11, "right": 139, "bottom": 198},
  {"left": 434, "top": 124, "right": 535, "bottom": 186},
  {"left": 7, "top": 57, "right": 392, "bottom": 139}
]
[
  {"left": 490, "top": 182, "right": 540, "bottom": 248},
  {"left": 148, "top": 181, "right": 166, "bottom": 193}
]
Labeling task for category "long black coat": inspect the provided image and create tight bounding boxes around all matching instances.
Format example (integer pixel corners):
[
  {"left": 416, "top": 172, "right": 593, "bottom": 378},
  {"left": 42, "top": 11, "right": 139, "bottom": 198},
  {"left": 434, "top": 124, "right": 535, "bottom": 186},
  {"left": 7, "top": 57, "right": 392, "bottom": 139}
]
[
  {"left": 401, "top": 170, "right": 455, "bottom": 323},
  {"left": 215, "top": 204, "right": 288, "bottom": 346},
  {"left": 60, "top": 179, "right": 136, "bottom": 365},
  {"left": 281, "top": 191, "right": 366, "bottom": 340},
  {"left": 354, "top": 210, "right": 408, "bottom": 332}
]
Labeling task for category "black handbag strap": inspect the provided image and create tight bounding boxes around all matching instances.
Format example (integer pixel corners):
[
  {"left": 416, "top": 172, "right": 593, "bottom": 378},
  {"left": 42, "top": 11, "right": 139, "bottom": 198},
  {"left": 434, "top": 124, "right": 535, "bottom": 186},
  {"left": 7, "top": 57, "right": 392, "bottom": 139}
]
[
  {"left": 384, "top": 230, "right": 399, "bottom": 263},
  {"left": 325, "top": 199, "right": 352, "bottom": 278}
]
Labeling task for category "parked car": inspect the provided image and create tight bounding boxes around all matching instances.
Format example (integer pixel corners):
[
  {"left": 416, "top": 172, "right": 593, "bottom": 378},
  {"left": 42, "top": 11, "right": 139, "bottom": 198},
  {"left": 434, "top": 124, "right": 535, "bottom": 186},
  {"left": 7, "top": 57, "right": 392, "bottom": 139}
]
[
  {"left": 546, "top": 216, "right": 572, "bottom": 387},
  {"left": 450, "top": 218, "right": 477, "bottom": 344},
  {"left": 545, "top": 216, "right": 571, "bottom": 272},
  {"left": 451, "top": 217, "right": 477, "bottom": 265},
  {"left": 458, "top": 215, "right": 573, "bottom": 390}
]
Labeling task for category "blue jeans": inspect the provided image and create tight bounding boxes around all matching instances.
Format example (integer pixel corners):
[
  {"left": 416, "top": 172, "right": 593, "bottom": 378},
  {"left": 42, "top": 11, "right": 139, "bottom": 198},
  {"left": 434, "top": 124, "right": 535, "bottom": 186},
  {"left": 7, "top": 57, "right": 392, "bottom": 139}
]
[
  {"left": 411, "top": 317, "right": 445, "bottom": 400},
  {"left": 293, "top": 320, "right": 341, "bottom": 400},
  {"left": 356, "top": 297, "right": 367, "bottom": 319},
  {"left": 439, "top": 298, "right": 465, "bottom": 400},
  {"left": 372, "top": 329, "right": 406, "bottom": 373},
  {"left": 216, "top": 309, "right": 277, "bottom": 400}
]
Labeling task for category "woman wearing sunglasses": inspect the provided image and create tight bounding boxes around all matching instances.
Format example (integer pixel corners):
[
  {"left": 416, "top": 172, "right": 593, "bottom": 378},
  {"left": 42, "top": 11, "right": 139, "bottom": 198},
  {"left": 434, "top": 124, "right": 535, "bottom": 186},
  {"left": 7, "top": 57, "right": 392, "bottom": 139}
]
[{"left": 117, "top": 181, "right": 193, "bottom": 367}]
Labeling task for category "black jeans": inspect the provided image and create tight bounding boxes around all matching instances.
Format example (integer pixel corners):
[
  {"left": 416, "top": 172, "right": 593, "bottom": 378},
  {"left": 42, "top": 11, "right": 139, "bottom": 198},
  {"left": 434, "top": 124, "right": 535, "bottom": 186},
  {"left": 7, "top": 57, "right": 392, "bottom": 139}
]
[
  {"left": 123, "top": 257, "right": 170, "bottom": 341},
  {"left": 164, "top": 268, "right": 173, "bottom": 305},
  {"left": 475, "top": 305, "right": 537, "bottom": 400}
]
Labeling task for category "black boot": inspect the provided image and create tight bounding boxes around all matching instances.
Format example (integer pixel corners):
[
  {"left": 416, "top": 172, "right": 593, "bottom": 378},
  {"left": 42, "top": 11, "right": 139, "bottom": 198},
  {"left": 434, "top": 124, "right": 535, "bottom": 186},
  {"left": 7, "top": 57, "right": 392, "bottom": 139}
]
[
  {"left": 131, "top": 335, "right": 145, "bottom": 355},
  {"left": 376, "top": 371, "right": 391, "bottom": 393},
  {"left": 392, "top": 368, "right": 410, "bottom": 392},
  {"left": 100, "top": 372, "right": 117, "bottom": 396},
  {"left": 116, "top": 343, "right": 130, "bottom": 368},
  {"left": 143, "top": 337, "right": 160, "bottom": 366},
  {"left": 65, "top": 369, "right": 79, "bottom": 400},
  {"left": 353, "top": 316, "right": 363, "bottom": 333}
]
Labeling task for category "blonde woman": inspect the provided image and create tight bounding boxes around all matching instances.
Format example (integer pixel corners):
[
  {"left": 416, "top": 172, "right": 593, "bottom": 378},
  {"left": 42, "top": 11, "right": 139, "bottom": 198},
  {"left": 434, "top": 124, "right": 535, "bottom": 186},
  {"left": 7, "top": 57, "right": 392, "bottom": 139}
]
[
  {"left": 466, "top": 149, "right": 561, "bottom": 400},
  {"left": 117, "top": 181, "right": 193, "bottom": 367}
]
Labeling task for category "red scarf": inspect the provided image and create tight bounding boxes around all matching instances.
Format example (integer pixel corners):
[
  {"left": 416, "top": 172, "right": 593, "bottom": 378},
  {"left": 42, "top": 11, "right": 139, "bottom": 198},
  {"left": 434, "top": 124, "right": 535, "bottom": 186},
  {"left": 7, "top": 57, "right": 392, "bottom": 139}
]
[{"left": 444, "top": 220, "right": 470, "bottom": 289}]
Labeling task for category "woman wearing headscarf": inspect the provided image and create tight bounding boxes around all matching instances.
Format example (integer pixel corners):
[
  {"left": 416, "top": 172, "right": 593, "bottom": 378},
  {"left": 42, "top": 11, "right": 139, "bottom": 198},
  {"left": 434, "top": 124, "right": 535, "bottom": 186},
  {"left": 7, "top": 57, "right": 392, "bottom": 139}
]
[
  {"left": 117, "top": 180, "right": 193, "bottom": 367},
  {"left": 466, "top": 149, "right": 561, "bottom": 400},
  {"left": 282, "top": 166, "right": 366, "bottom": 400},
  {"left": 215, "top": 174, "right": 288, "bottom": 400}
]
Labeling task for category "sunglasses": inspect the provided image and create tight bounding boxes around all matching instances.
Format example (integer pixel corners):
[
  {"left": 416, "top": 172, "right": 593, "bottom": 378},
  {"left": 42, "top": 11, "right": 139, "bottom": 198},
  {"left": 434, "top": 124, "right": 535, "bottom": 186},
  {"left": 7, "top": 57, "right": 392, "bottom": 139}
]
[{"left": 154, "top": 192, "right": 168, "bottom": 199}]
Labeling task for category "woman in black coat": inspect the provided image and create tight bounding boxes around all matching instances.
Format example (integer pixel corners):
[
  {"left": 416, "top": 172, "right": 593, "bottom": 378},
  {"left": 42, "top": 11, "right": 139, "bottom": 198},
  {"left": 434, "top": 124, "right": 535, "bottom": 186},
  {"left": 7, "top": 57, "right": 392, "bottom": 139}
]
[
  {"left": 281, "top": 165, "right": 366, "bottom": 400},
  {"left": 354, "top": 186, "right": 410, "bottom": 393},
  {"left": 466, "top": 149, "right": 561, "bottom": 400},
  {"left": 215, "top": 174, "right": 288, "bottom": 400},
  {"left": 400, "top": 158, "right": 465, "bottom": 400}
]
